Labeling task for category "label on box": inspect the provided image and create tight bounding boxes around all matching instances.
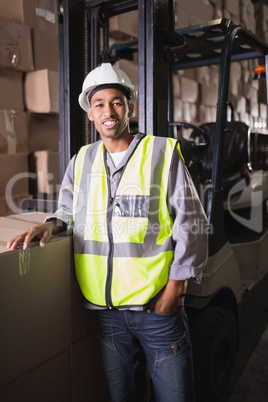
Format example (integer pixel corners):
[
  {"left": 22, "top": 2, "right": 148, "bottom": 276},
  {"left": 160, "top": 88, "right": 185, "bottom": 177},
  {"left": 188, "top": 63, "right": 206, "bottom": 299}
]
[
  {"left": 46, "top": 11, "right": 56, "bottom": 24},
  {"left": 35, "top": 8, "right": 55, "bottom": 24},
  {"left": 4, "top": 110, "right": 15, "bottom": 134},
  {"left": 35, "top": 7, "right": 46, "bottom": 18}
]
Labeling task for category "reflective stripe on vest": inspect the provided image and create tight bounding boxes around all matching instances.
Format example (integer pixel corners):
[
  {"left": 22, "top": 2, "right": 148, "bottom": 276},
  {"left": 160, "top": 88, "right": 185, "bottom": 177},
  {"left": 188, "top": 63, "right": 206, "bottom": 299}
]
[{"left": 73, "top": 135, "right": 182, "bottom": 308}]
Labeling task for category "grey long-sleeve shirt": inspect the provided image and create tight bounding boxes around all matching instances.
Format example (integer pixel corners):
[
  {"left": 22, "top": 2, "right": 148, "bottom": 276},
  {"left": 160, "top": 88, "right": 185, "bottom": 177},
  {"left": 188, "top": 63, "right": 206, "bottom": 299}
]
[{"left": 48, "top": 133, "right": 208, "bottom": 299}]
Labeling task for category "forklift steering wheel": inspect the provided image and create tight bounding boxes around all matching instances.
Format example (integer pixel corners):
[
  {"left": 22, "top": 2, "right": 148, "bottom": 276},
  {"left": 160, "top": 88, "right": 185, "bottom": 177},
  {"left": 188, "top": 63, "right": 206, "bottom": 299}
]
[
  {"left": 170, "top": 122, "right": 210, "bottom": 153},
  {"left": 189, "top": 125, "right": 210, "bottom": 153}
]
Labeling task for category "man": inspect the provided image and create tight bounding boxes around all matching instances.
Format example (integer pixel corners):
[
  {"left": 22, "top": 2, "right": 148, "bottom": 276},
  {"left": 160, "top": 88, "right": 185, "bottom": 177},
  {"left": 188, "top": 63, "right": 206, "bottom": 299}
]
[{"left": 8, "top": 63, "right": 208, "bottom": 401}]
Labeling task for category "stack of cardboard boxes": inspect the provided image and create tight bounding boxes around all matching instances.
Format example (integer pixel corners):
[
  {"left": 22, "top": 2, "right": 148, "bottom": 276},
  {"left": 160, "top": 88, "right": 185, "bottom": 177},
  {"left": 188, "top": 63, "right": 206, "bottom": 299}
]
[
  {"left": 175, "top": 0, "right": 256, "bottom": 34},
  {"left": 0, "top": 0, "right": 59, "bottom": 216},
  {"left": 171, "top": 0, "right": 267, "bottom": 140}
]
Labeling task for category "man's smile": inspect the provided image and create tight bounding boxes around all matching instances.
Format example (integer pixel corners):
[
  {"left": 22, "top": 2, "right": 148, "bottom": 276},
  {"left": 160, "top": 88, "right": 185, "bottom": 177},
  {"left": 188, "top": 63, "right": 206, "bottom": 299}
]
[{"left": 103, "top": 119, "right": 118, "bottom": 129}]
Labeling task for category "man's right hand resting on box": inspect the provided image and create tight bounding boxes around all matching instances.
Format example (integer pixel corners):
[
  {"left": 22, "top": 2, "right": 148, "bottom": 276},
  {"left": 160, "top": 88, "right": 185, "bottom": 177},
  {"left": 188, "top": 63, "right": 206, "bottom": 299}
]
[{"left": 7, "top": 220, "right": 66, "bottom": 250}]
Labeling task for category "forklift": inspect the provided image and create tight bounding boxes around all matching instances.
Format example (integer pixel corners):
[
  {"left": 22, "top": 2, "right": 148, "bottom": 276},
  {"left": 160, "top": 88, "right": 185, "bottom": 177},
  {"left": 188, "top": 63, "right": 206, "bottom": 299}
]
[{"left": 58, "top": 1, "right": 268, "bottom": 400}]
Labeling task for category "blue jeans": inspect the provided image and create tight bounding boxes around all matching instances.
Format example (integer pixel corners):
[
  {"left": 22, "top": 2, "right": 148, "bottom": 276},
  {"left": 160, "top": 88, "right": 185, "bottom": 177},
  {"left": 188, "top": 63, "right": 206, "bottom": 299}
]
[{"left": 96, "top": 307, "right": 195, "bottom": 402}]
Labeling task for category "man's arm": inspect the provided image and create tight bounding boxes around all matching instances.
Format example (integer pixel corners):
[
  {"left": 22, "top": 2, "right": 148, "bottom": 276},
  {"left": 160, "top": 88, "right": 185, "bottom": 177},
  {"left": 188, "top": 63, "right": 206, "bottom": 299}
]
[
  {"left": 168, "top": 149, "right": 208, "bottom": 284},
  {"left": 150, "top": 149, "right": 208, "bottom": 314},
  {"left": 7, "top": 155, "right": 76, "bottom": 251}
]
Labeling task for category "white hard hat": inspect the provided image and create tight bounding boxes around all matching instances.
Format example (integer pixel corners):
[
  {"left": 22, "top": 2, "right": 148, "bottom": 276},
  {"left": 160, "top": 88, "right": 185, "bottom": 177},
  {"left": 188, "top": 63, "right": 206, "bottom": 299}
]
[{"left": 78, "top": 62, "right": 137, "bottom": 111}]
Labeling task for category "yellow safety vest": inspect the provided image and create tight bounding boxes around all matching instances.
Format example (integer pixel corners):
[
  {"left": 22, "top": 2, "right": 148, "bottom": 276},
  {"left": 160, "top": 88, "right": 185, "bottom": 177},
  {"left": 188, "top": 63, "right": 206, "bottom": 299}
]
[{"left": 73, "top": 134, "right": 184, "bottom": 308}]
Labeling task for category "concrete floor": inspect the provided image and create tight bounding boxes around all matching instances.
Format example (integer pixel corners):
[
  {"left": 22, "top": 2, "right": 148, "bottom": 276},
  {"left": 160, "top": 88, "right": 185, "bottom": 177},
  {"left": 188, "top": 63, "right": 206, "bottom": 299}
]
[{"left": 225, "top": 319, "right": 268, "bottom": 402}]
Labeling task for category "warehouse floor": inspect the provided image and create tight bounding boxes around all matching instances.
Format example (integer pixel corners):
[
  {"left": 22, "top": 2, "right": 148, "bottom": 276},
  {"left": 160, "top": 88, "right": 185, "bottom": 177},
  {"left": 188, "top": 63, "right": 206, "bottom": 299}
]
[{"left": 224, "top": 314, "right": 268, "bottom": 401}]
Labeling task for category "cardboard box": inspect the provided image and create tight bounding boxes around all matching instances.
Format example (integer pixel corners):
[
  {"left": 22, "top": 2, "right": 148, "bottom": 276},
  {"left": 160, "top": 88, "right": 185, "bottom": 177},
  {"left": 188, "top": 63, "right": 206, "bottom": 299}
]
[
  {"left": 0, "top": 110, "right": 29, "bottom": 154},
  {"left": 236, "top": 96, "right": 246, "bottom": 114},
  {"left": 24, "top": 69, "right": 59, "bottom": 113},
  {"left": 32, "top": 28, "right": 59, "bottom": 71},
  {"left": 182, "top": 68, "right": 197, "bottom": 81},
  {"left": 173, "top": 98, "right": 183, "bottom": 121},
  {"left": 0, "top": 17, "right": 33, "bottom": 72},
  {"left": 214, "top": 4, "right": 223, "bottom": 20},
  {"left": 250, "top": 100, "right": 259, "bottom": 118},
  {"left": 0, "top": 212, "right": 106, "bottom": 394},
  {"left": 71, "top": 270, "right": 98, "bottom": 343},
  {"left": 172, "top": 73, "right": 181, "bottom": 98},
  {"left": 0, "top": 211, "right": 47, "bottom": 236},
  {"left": 5, "top": 212, "right": 98, "bottom": 342},
  {"left": 29, "top": 113, "right": 59, "bottom": 152},
  {"left": 243, "top": 83, "right": 258, "bottom": 103},
  {"left": 0, "top": 350, "right": 71, "bottom": 402},
  {"left": 230, "top": 62, "right": 242, "bottom": 80},
  {"left": 222, "top": 8, "right": 231, "bottom": 20},
  {"left": 189, "top": 103, "right": 198, "bottom": 121},
  {"left": 230, "top": 77, "right": 239, "bottom": 96},
  {"left": 114, "top": 60, "right": 139, "bottom": 122},
  {"left": 0, "top": 194, "right": 32, "bottom": 217},
  {"left": 174, "top": 8, "right": 191, "bottom": 29},
  {"left": 0, "top": 154, "right": 29, "bottom": 197},
  {"left": 223, "top": 0, "right": 240, "bottom": 18},
  {"left": 0, "top": 197, "right": 7, "bottom": 216},
  {"left": 259, "top": 103, "right": 267, "bottom": 120},
  {"left": 109, "top": 10, "right": 138, "bottom": 40},
  {"left": 241, "top": 0, "right": 256, "bottom": 33},
  {"left": 0, "top": 0, "right": 58, "bottom": 35},
  {"left": 242, "top": 66, "right": 250, "bottom": 84},
  {"left": 200, "top": 104, "right": 216, "bottom": 123},
  {"left": 175, "top": 7, "right": 191, "bottom": 29},
  {"left": 200, "top": 82, "right": 218, "bottom": 106},
  {"left": 175, "top": 0, "right": 214, "bottom": 23},
  {"left": 182, "top": 101, "right": 191, "bottom": 123},
  {"left": 196, "top": 66, "right": 211, "bottom": 85},
  {"left": 255, "top": 3, "right": 268, "bottom": 20},
  {"left": 71, "top": 333, "right": 109, "bottom": 402},
  {"left": 29, "top": 150, "right": 60, "bottom": 195},
  {"left": 180, "top": 77, "right": 199, "bottom": 103},
  {"left": 0, "top": 214, "right": 72, "bottom": 386},
  {"left": 0, "top": 69, "right": 24, "bottom": 111}
]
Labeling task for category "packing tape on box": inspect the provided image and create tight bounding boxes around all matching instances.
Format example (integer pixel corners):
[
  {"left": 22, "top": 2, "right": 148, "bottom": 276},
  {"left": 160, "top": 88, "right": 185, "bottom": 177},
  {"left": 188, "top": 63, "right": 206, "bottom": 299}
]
[
  {"left": 19, "top": 248, "right": 31, "bottom": 276},
  {"left": 4, "top": 111, "right": 16, "bottom": 154}
]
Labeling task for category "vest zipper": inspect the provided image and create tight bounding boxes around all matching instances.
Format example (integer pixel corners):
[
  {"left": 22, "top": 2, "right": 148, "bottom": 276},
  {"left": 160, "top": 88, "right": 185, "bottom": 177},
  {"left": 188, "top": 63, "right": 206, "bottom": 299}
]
[{"left": 105, "top": 190, "right": 114, "bottom": 309}]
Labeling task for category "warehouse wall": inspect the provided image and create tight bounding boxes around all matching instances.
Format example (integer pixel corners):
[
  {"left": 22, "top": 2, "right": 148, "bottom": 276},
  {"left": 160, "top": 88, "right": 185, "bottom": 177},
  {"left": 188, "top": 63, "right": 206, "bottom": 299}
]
[{"left": 0, "top": 0, "right": 268, "bottom": 217}]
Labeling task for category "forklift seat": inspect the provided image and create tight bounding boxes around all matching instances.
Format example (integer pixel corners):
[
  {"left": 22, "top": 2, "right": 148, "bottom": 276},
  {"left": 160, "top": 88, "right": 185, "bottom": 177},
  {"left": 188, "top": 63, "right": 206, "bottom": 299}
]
[{"left": 195, "top": 120, "right": 251, "bottom": 196}]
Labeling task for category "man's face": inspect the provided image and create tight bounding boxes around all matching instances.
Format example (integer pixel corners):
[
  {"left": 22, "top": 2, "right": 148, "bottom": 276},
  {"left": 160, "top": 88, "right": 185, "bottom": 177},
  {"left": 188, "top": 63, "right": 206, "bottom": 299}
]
[{"left": 87, "top": 88, "right": 134, "bottom": 140}]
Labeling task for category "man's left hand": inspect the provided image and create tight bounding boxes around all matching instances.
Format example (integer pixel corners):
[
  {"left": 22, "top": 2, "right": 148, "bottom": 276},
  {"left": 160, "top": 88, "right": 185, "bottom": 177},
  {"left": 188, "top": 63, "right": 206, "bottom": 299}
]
[{"left": 149, "top": 280, "right": 184, "bottom": 314}]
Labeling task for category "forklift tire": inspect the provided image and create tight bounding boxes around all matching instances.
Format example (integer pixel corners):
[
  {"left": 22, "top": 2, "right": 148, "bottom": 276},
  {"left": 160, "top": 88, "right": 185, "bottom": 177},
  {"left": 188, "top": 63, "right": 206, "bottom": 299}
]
[{"left": 189, "top": 306, "right": 238, "bottom": 402}]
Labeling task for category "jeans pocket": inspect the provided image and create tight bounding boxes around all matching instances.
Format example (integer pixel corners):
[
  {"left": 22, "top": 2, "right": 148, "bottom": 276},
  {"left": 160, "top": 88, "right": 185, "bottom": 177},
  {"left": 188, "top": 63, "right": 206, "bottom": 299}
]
[
  {"left": 156, "top": 331, "right": 190, "bottom": 363},
  {"left": 148, "top": 309, "right": 179, "bottom": 317}
]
